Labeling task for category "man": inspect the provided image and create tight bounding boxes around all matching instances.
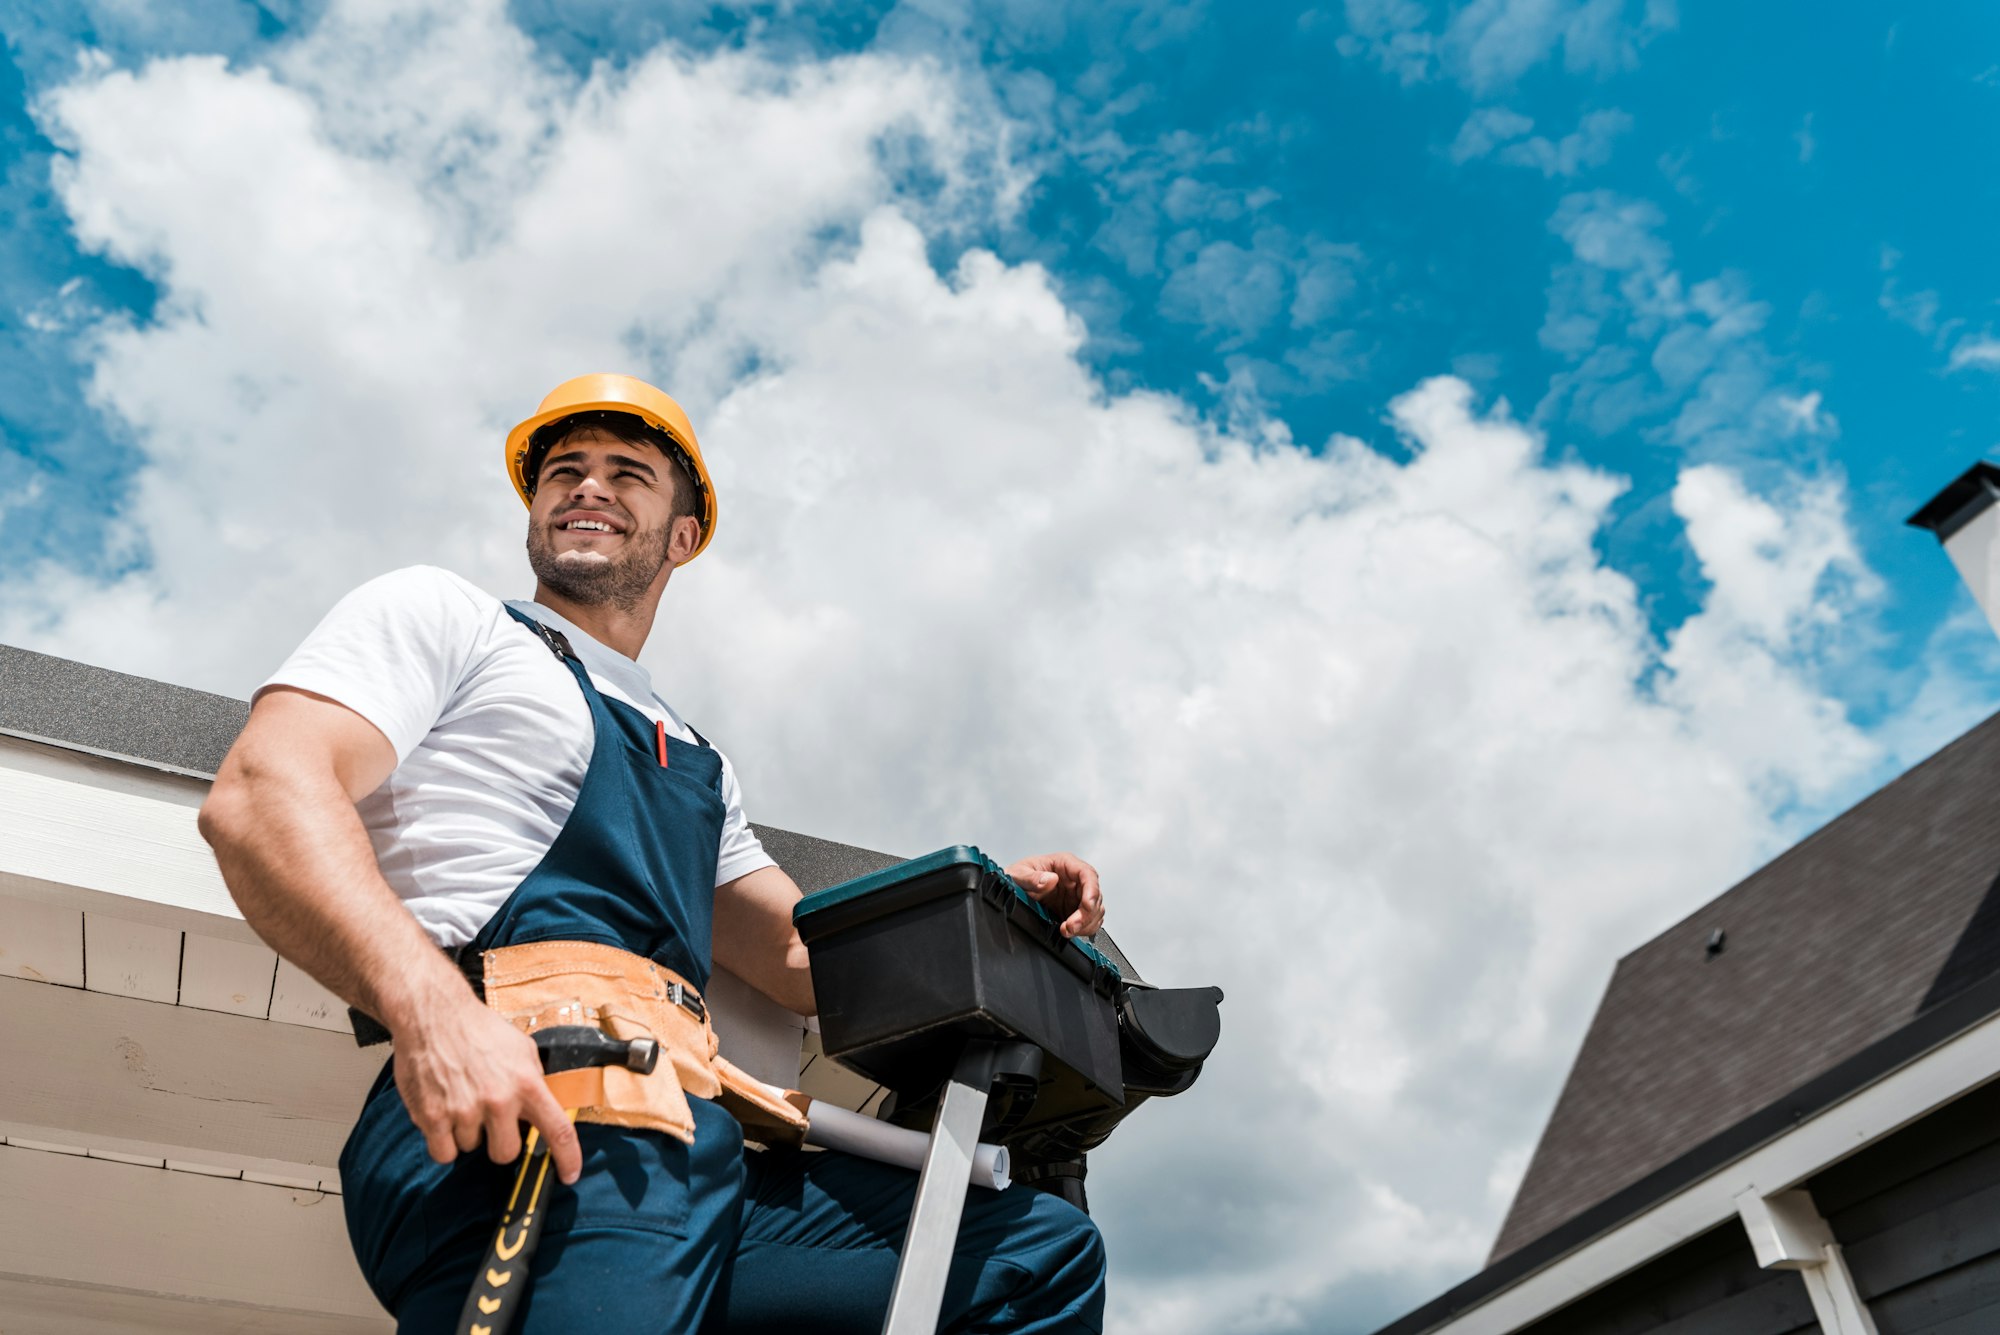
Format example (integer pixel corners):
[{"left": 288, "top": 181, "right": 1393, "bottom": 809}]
[{"left": 199, "top": 373, "right": 1108, "bottom": 1332}]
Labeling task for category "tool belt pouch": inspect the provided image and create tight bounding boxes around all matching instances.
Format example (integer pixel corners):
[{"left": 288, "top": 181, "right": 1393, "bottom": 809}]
[
  {"left": 713, "top": 1055, "right": 813, "bottom": 1150},
  {"left": 478, "top": 940, "right": 810, "bottom": 1150},
  {"left": 481, "top": 941, "right": 714, "bottom": 1145}
]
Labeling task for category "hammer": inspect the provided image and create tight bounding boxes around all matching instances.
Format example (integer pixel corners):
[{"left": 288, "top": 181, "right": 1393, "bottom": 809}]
[{"left": 454, "top": 1026, "right": 659, "bottom": 1335}]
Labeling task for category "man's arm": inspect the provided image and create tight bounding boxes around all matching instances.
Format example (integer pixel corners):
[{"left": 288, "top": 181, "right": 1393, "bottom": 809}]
[
  {"left": 198, "top": 686, "right": 582, "bottom": 1183},
  {"left": 712, "top": 851, "right": 1108, "bottom": 1020},
  {"left": 713, "top": 863, "right": 815, "bottom": 1016}
]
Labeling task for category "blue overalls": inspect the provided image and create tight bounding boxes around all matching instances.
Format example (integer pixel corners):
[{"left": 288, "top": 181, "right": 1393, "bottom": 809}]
[{"left": 339, "top": 608, "right": 1107, "bottom": 1333}]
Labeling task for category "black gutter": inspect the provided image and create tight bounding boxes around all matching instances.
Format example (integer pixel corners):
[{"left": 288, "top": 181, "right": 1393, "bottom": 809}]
[{"left": 1369, "top": 966, "right": 2000, "bottom": 1334}]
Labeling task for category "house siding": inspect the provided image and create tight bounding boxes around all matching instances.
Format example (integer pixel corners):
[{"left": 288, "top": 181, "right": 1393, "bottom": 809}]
[
  {"left": 1811, "top": 1077, "right": 2000, "bottom": 1334},
  {"left": 1515, "top": 1223, "right": 1814, "bottom": 1335}
]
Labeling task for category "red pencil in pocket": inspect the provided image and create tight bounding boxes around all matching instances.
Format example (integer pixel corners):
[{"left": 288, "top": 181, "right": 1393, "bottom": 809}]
[{"left": 655, "top": 719, "right": 669, "bottom": 768}]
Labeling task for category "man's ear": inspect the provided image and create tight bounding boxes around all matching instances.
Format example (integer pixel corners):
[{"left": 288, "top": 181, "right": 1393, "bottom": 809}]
[{"left": 669, "top": 515, "right": 702, "bottom": 564}]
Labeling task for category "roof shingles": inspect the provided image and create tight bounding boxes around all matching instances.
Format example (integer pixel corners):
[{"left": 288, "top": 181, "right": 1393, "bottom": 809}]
[
  {"left": 0, "top": 640, "right": 904, "bottom": 881},
  {"left": 1491, "top": 709, "right": 2000, "bottom": 1259}
]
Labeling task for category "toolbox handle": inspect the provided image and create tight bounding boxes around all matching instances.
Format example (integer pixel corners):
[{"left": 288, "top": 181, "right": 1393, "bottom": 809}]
[
  {"left": 984, "top": 868, "right": 1121, "bottom": 1001},
  {"left": 988, "top": 871, "right": 1063, "bottom": 943}
]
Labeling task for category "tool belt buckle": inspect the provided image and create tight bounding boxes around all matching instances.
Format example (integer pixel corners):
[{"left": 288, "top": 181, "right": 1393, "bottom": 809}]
[{"left": 665, "top": 978, "right": 705, "bottom": 1021}]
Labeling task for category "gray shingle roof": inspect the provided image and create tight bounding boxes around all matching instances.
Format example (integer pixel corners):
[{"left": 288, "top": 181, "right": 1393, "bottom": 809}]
[
  {"left": 0, "top": 642, "right": 250, "bottom": 777},
  {"left": 0, "top": 641, "right": 1137, "bottom": 961},
  {"left": 1370, "top": 709, "right": 2000, "bottom": 1335},
  {"left": 0, "top": 640, "right": 902, "bottom": 881},
  {"left": 1490, "top": 707, "right": 2000, "bottom": 1259}
]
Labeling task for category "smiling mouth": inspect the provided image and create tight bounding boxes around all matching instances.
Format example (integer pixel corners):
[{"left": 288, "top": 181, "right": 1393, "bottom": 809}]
[{"left": 560, "top": 519, "right": 618, "bottom": 534}]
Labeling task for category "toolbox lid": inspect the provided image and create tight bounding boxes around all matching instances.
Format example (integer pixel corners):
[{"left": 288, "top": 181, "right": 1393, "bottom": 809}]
[{"left": 794, "top": 844, "right": 1122, "bottom": 982}]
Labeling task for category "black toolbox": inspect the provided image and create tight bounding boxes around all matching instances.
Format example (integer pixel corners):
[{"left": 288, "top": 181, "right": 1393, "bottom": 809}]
[{"left": 794, "top": 846, "right": 1125, "bottom": 1115}]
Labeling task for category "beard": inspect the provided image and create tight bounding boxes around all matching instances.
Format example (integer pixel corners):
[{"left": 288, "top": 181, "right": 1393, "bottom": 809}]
[{"left": 526, "top": 516, "right": 672, "bottom": 612}]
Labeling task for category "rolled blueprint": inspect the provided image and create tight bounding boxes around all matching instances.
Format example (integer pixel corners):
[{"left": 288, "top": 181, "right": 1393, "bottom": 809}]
[{"left": 804, "top": 1099, "right": 1011, "bottom": 1191}]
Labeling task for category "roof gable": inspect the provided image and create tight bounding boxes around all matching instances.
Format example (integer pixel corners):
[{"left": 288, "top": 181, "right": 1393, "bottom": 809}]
[{"left": 1492, "top": 708, "right": 2000, "bottom": 1260}]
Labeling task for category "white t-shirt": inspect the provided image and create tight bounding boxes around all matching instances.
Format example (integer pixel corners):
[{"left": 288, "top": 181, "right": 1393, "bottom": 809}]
[{"left": 259, "top": 565, "right": 774, "bottom": 950}]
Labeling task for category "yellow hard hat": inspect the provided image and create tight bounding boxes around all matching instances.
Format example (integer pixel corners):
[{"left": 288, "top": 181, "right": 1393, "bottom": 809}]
[{"left": 504, "top": 373, "right": 718, "bottom": 562}]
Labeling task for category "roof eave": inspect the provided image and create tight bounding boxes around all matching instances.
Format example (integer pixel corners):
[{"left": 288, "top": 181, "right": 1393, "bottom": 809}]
[{"left": 1368, "top": 968, "right": 2000, "bottom": 1335}]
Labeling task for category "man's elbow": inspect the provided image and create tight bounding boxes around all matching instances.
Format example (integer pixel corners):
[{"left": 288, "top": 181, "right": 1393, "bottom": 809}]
[
  {"left": 787, "top": 947, "right": 816, "bottom": 1017},
  {"left": 198, "top": 754, "right": 276, "bottom": 871},
  {"left": 197, "top": 772, "right": 249, "bottom": 854}
]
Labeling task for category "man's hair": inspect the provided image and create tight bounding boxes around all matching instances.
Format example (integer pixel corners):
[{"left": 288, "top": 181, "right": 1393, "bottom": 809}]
[{"left": 525, "top": 410, "right": 704, "bottom": 529}]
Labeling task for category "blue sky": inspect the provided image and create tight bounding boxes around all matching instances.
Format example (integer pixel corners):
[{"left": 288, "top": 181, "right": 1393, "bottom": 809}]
[
  {"left": 8, "top": 4, "right": 2000, "bottom": 1331},
  {"left": 11, "top": 1, "right": 2000, "bottom": 712}
]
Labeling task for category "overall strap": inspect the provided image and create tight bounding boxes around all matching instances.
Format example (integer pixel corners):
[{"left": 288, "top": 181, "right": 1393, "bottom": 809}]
[
  {"left": 508, "top": 605, "right": 589, "bottom": 681},
  {"left": 506, "top": 604, "right": 715, "bottom": 751},
  {"left": 672, "top": 714, "right": 713, "bottom": 751}
]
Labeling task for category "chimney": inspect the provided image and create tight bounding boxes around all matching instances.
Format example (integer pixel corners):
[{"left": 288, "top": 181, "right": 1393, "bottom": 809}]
[{"left": 1908, "top": 461, "right": 2000, "bottom": 637}]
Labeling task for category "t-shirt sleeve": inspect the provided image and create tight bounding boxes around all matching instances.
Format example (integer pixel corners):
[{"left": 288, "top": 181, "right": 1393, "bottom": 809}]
[
  {"left": 713, "top": 750, "right": 778, "bottom": 887},
  {"left": 258, "top": 566, "right": 487, "bottom": 762}
]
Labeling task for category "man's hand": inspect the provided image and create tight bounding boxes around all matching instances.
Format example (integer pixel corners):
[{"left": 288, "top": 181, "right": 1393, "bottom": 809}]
[
  {"left": 392, "top": 995, "right": 584, "bottom": 1185},
  {"left": 200, "top": 686, "right": 584, "bottom": 1179},
  {"left": 1006, "top": 852, "right": 1106, "bottom": 939}
]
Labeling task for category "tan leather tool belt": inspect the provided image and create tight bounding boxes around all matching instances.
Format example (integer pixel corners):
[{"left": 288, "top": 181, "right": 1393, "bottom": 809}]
[{"left": 480, "top": 940, "right": 810, "bottom": 1148}]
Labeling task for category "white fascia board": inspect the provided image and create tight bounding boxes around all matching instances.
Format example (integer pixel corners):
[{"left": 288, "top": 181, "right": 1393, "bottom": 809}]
[
  {"left": 0, "top": 730, "right": 210, "bottom": 810},
  {"left": 0, "top": 974, "right": 379, "bottom": 1187},
  {"left": 3, "top": 731, "right": 813, "bottom": 1068},
  {"left": 0, "top": 1141, "right": 386, "bottom": 1325},
  {"left": 706, "top": 964, "right": 809, "bottom": 1088},
  {"left": 1423, "top": 1007, "right": 2000, "bottom": 1335},
  {"left": 0, "top": 733, "right": 257, "bottom": 944},
  {"left": 0, "top": 722, "right": 223, "bottom": 782}
]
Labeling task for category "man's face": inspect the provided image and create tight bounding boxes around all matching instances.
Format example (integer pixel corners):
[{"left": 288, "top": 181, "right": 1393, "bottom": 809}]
[{"left": 524, "top": 427, "right": 697, "bottom": 610}]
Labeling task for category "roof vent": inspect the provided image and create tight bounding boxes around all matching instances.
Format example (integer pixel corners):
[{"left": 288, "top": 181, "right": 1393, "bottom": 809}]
[
  {"left": 1908, "top": 461, "right": 2000, "bottom": 637},
  {"left": 1705, "top": 928, "right": 1727, "bottom": 961}
]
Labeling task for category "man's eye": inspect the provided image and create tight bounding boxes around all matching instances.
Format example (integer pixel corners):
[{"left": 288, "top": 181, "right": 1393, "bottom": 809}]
[{"left": 546, "top": 466, "right": 579, "bottom": 479}]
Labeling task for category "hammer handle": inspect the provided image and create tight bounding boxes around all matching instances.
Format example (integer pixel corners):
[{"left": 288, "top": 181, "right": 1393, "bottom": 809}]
[{"left": 453, "top": 1114, "right": 578, "bottom": 1335}]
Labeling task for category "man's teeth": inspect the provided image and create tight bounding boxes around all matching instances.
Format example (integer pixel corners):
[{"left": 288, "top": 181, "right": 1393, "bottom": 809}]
[{"left": 563, "top": 520, "right": 614, "bottom": 532}]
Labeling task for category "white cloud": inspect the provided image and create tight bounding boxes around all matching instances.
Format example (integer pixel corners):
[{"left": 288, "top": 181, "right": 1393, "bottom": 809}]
[
  {"left": 1663, "top": 465, "right": 1878, "bottom": 808},
  {"left": 1775, "top": 390, "right": 1835, "bottom": 436},
  {"left": 1291, "top": 237, "right": 1366, "bottom": 327},
  {"left": 1336, "top": 0, "right": 1438, "bottom": 85},
  {"left": 1450, "top": 105, "right": 1536, "bottom": 161},
  {"left": 8, "top": 4, "right": 1886, "bottom": 1329},
  {"left": 1947, "top": 335, "right": 2000, "bottom": 373},
  {"left": 1538, "top": 189, "right": 1843, "bottom": 463},
  {"left": 1158, "top": 237, "right": 1289, "bottom": 343},
  {"left": 1876, "top": 249, "right": 2000, "bottom": 373},
  {"left": 1878, "top": 245, "right": 1943, "bottom": 336},
  {"left": 1446, "top": 0, "right": 1675, "bottom": 93},
  {"left": 1871, "top": 602, "right": 2000, "bottom": 773},
  {"left": 1340, "top": 0, "right": 1675, "bottom": 92},
  {"left": 1452, "top": 105, "right": 1632, "bottom": 176},
  {"left": 1551, "top": 189, "right": 1671, "bottom": 274},
  {"left": 1880, "top": 278, "right": 1941, "bottom": 335},
  {"left": 1156, "top": 229, "right": 1364, "bottom": 346}
]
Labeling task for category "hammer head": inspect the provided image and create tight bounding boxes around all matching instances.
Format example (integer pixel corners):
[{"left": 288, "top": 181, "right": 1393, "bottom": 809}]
[{"left": 533, "top": 1025, "right": 660, "bottom": 1076}]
